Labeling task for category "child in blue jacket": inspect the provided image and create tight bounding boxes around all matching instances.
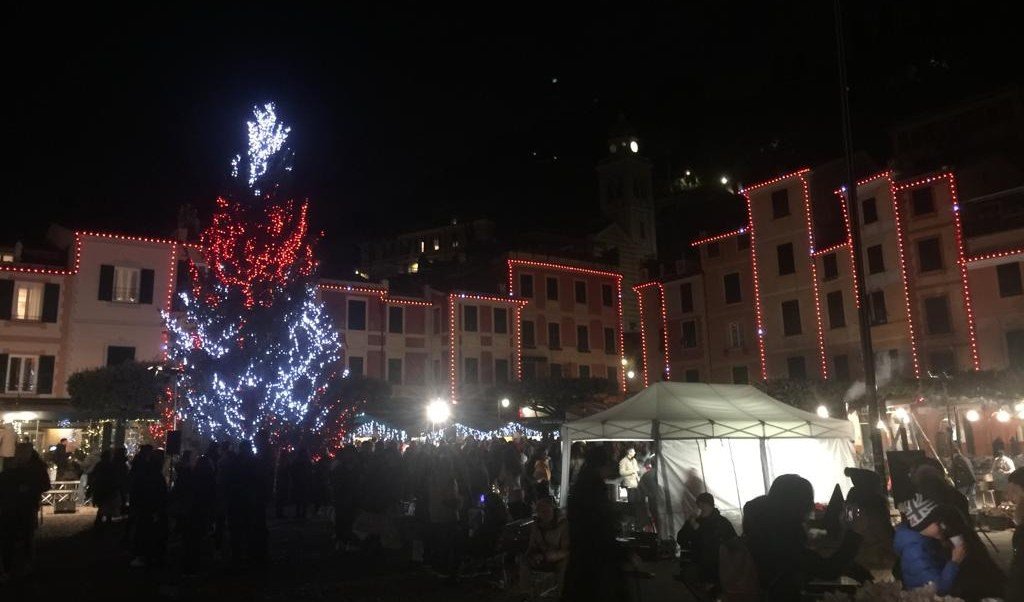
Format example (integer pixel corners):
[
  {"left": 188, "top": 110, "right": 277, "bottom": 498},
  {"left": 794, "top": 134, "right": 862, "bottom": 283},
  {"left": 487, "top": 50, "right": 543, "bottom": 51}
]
[{"left": 892, "top": 494, "right": 965, "bottom": 595}]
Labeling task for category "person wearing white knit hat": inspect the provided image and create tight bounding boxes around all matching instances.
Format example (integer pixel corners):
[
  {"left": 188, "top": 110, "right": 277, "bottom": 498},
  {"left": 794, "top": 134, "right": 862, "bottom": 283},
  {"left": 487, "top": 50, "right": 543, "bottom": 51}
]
[{"left": 892, "top": 494, "right": 965, "bottom": 595}]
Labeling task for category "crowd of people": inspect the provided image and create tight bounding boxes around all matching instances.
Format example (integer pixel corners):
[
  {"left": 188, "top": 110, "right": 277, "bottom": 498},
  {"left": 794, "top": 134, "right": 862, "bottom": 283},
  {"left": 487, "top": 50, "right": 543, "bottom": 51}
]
[{"left": 1, "top": 431, "right": 1022, "bottom": 601}]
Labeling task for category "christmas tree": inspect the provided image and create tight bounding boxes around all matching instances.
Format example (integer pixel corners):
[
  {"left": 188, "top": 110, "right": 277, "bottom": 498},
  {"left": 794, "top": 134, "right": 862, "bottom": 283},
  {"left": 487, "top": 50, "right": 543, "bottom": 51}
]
[{"left": 165, "top": 103, "right": 342, "bottom": 445}]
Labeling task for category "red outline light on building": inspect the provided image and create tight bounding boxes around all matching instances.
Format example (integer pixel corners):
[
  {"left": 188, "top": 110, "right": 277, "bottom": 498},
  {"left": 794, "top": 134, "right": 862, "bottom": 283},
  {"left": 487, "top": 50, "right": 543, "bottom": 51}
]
[
  {"left": 691, "top": 228, "right": 746, "bottom": 248},
  {"left": 966, "top": 248, "right": 1024, "bottom": 263},
  {"left": 633, "top": 281, "right": 671, "bottom": 385},
  {"left": 889, "top": 178, "right": 921, "bottom": 377},
  {"left": 798, "top": 174, "right": 829, "bottom": 379}
]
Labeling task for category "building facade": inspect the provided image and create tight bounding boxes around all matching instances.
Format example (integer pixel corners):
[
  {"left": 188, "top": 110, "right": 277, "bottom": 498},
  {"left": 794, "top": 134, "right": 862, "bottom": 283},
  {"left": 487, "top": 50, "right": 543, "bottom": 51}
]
[{"left": 636, "top": 168, "right": 1024, "bottom": 386}]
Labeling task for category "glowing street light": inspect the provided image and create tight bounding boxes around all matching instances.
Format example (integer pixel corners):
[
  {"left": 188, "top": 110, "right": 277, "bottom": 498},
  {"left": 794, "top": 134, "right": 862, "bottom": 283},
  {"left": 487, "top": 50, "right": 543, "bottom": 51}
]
[
  {"left": 720, "top": 176, "right": 729, "bottom": 185},
  {"left": 500, "top": 398, "right": 510, "bottom": 409},
  {"left": 816, "top": 405, "right": 829, "bottom": 418},
  {"left": 427, "top": 398, "right": 450, "bottom": 424},
  {"left": 995, "top": 409, "right": 1011, "bottom": 423},
  {"left": 626, "top": 370, "right": 636, "bottom": 380},
  {"left": 965, "top": 409, "right": 980, "bottom": 422}
]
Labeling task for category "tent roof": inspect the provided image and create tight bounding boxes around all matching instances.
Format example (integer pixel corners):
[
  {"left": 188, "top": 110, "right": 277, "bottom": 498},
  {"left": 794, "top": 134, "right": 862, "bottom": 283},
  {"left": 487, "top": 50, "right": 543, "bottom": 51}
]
[{"left": 566, "top": 382, "right": 854, "bottom": 440}]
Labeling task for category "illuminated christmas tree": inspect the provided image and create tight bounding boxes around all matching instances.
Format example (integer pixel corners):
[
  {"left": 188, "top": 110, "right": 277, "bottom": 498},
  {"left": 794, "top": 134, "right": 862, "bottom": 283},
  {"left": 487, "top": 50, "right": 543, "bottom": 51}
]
[{"left": 165, "top": 103, "right": 342, "bottom": 445}]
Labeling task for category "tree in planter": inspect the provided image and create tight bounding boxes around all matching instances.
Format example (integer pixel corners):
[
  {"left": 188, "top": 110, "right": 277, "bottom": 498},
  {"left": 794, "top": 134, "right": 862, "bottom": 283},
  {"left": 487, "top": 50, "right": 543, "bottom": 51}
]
[
  {"left": 490, "top": 377, "right": 618, "bottom": 419},
  {"left": 67, "top": 361, "right": 165, "bottom": 447},
  {"left": 164, "top": 104, "right": 343, "bottom": 445}
]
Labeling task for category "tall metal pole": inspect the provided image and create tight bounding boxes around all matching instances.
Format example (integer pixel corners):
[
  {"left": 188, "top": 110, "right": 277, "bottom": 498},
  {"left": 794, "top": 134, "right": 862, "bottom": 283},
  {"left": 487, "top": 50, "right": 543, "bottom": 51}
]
[{"left": 834, "top": 0, "right": 887, "bottom": 483}]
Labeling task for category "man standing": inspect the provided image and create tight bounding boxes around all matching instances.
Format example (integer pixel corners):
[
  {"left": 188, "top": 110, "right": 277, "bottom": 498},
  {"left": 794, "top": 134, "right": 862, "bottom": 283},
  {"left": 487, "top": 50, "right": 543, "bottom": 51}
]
[
  {"left": 992, "top": 448, "right": 1017, "bottom": 504},
  {"left": 677, "top": 492, "right": 736, "bottom": 594},
  {"left": 618, "top": 447, "right": 640, "bottom": 530}
]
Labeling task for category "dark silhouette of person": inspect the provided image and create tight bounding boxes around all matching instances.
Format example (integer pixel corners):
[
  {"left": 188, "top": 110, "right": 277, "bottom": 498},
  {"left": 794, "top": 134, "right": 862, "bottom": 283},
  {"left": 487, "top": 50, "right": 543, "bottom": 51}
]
[
  {"left": 128, "top": 445, "right": 168, "bottom": 568},
  {"left": 89, "top": 450, "right": 120, "bottom": 527},
  {"left": 677, "top": 492, "right": 736, "bottom": 591},
  {"left": 290, "top": 448, "right": 312, "bottom": 519},
  {"left": 0, "top": 442, "right": 50, "bottom": 578},
  {"left": 745, "top": 474, "right": 865, "bottom": 600},
  {"left": 562, "top": 444, "right": 629, "bottom": 602},
  {"left": 53, "top": 438, "right": 70, "bottom": 477}
]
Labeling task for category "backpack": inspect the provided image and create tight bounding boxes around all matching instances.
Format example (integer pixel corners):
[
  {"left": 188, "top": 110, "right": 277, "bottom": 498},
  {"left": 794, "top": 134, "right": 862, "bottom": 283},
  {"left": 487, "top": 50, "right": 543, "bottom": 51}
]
[{"left": 718, "top": 536, "right": 761, "bottom": 602}]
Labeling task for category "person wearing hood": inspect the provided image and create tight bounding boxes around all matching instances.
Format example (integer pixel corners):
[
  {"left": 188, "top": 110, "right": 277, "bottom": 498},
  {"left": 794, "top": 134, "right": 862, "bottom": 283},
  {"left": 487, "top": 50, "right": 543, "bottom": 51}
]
[
  {"left": 676, "top": 492, "right": 736, "bottom": 593},
  {"left": 892, "top": 495, "right": 964, "bottom": 595}
]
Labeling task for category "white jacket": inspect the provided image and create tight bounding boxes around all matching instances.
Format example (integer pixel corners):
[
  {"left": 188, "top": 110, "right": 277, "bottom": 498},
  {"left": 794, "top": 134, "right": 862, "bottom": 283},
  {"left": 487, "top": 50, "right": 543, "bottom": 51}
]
[{"left": 619, "top": 456, "right": 640, "bottom": 489}]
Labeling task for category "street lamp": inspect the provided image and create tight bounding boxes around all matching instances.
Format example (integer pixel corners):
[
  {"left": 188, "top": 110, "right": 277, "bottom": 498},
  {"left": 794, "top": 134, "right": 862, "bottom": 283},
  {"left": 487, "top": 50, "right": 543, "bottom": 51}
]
[
  {"left": 965, "top": 409, "right": 980, "bottom": 422},
  {"left": 816, "top": 405, "right": 829, "bottom": 418},
  {"left": 427, "top": 398, "right": 450, "bottom": 425}
]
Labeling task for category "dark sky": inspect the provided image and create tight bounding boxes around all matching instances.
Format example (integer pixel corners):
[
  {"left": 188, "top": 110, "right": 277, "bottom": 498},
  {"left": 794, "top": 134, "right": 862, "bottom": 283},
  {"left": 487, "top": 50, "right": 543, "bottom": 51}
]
[{"left": 5, "top": 3, "right": 1019, "bottom": 275}]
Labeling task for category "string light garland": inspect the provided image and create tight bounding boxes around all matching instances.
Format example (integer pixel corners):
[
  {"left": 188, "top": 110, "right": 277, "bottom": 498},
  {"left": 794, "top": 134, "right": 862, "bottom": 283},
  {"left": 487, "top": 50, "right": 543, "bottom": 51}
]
[
  {"left": 448, "top": 293, "right": 458, "bottom": 403},
  {"left": 965, "top": 248, "right": 1024, "bottom": 263},
  {"left": 889, "top": 178, "right": 921, "bottom": 377},
  {"left": 690, "top": 227, "right": 747, "bottom": 248},
  {"left": 738, "top": 168, "right": 811, "bottom": 194},
  {"left": 349, "top": 419, "right": 407, "bottom": 442},
  {"left": 810, "top": 242, "right": 849, "bottom": 257},
  {"left": 633, "top": 282, "right": 671, "bottom": 385},
  {"left": 799, "top": 174, "right": 829, "bottom": 380}
]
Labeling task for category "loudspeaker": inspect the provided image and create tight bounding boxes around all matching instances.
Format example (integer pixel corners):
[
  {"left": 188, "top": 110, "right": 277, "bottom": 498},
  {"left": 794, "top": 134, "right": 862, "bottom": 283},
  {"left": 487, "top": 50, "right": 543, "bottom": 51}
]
[
  {"left": 166, "top": 430, "right": 182, "bottom": 455},
  {"left": 886, "top": 450, "right": 925, "bottom": 505}
]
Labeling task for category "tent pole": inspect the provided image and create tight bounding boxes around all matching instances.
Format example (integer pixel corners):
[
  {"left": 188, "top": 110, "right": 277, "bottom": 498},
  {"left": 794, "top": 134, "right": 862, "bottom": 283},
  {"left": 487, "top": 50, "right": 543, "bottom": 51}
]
[
  {"left": 653, "top": 419, "right": 670, "bottom": 540},
  {"left": 759, "top": 437, "right": 771, "bottom": 495},
  {"left": 559, "top": 425, "right": 571, "bottom": 509}
]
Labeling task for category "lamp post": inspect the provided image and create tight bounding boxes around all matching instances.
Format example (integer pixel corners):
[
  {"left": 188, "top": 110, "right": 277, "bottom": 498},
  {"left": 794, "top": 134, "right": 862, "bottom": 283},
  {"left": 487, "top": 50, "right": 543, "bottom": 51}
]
[{"left": 500, "top": 397, "right": 510, "bottom": 421}]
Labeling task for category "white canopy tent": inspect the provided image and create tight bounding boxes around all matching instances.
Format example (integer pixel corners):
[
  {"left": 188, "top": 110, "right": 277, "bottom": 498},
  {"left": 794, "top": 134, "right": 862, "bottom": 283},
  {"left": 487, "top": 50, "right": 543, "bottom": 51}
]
[{"left": 559, "top": 382, "right": 856, "bottom": 536}]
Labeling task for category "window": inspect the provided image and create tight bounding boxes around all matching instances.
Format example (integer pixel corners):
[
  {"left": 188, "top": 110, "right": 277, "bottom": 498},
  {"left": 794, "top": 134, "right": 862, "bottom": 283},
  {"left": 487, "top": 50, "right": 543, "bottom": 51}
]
[
  {"left": 737, "top": 233, "right": 751, "bottom": 250},
  {"left": 577, "top": 325, "right": 590, "bottom": 352},
  {"left": 685, "top": 369, "right": 700, "bottom": 383},
  {"left": 347, "top": 300, "right": 367, "bottom": 330},
  {"left": 602, "top": 284, "right": 614, "bottom": 307},
  {"left": 862, "top": 197, "right": 878, "bottom": 224},
  {"left": 867, "top": 245, "right": 885, "bottom": 274},
  {"left": 782, "top": 300, "right": 802, "bottom": 336},
  {"left": 546, "top": 277, "right": 559, "bottom": 301},
  {"left": 463, "top": 305, "right": 478, "bottom": 332},
  {"left": 911, "top": 187, "right": 935, "bottom": 216},
  {"left": 607, "top": 366, "right": 618, "bottom": 382},
  {"left": 419, "top": 240, "right": 425, "bottom": 253},
  {"left": 388, "top": 306, "right": 404, "bottom": 334},
  {"left": 519, "top": 274, "right": 534, "bottom": 298},
  {"left": 679, "top": 283, "right": 694, "bottom": 313},
  {"left": 5, "top": 355, "right": 37, "bottom": 393},
  {"left": 997, "top": 262, "right": 1023, "bottom": 297},
  {"left": 550, "top": 363, "right": 563, "bottom": 379},
  {"left": 493, "top": 308, "right": 508, "bottom": 333},
  {"left": 917, "top": 238, "right": 943, "bottom": 272},
  {"left": 574, "top": 281, "right": 587, "bottom": 304},
  {"left": 1006, "top": 330, "right": 1024, "bottom": 369},
  {"left": 723, "top": 273, "right": 742, "bottom": 304},
  {"left": 548, "top": 322, "right": 561, "bottom": 349},
  {"left": 823, "top": 253, "right": 839, "bottom": 280},
  {"left": 348, "top": 356, "right": 364, "bottom": 376},
  {"left": 707, "top": 242, "right": 720, "bottom": 258},
  {"left": 387, "top": 358, "right": 402, "bottom": 384},
  {"left": 728, "top": 322, "right": 744, "bottom": 348},
  {"left": 929, "top": 351, "right": 956, "bottom": 374},
  {"left": 924, "top": 296, "right": 952, "bottom": 335},
  {"left": 787, "top": 356, "right": 807, "bottom": 380},
  {"left": 604, "top": 327, "right": 615, "bottom": 354},
  {"left": 827, "top": 291, "right": 846, "bottom": 328},
  {"left": 522, "top": 321, "right": 535, "bottom": 347},
  {"left": 732, "top": 366, "right": 749, "bottom": 384},
  {"left": 433, "top": 307, "right": 442, "bottom": 334},
  {"left": 681, "top": 320, "right": 698, "bottom": 349},
  {"left": 464, "top": 358, "right": 479, "bottom": 384},
  {"left": 578, "top": 365, "right": 591, "bottom": 379},
  {"left": 834, "top": 354, "right": 850, "bottom": 381},
  {"left": 869, "top": 291, "right": 888, "bottom": 325},
  {"left": 13, "top": 282, "right": 43, "bottom": 321},
  {"left": 495, "top": 359, "right": 509, "bottom": 384},
  {"left": 113, "top": 266, "right": 141, "bottom": 303},
  {"left": 106, "top": 346, "right": 135, "bottom": 366},
  {"left": 772, "top": 189, "right": 790, "bottom": 218},
  {"left": 777, "top": 243, "right": 795, "bottom": 275}
]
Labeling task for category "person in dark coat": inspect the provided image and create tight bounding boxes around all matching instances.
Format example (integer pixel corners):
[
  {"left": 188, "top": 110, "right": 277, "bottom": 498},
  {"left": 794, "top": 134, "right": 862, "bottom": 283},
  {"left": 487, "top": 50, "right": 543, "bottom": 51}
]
[
  {"left": 89, "top": 449, "right": 120, "bottom": 527},
  {"left": 0, "top": 443, "right": 50, "bottom": 579},
  {"left": 745, "top": 474, "right": 865, "bottom": 600},
  {"left": 128, "top": 446, "right": 168, "bottom": 568},
  {"left": 911, "top": 458, "right": 969, "bottom": 522},
  {"left": 562, "top": 444, "right": 630, "bottom": 602},
  {"left": 676, "top": 492, "right": 736, "bottom": 592}
]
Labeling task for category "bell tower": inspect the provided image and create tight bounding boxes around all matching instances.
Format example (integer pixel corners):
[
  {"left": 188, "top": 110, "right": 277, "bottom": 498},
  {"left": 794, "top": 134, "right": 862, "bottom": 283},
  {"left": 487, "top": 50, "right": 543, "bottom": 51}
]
[{"left": 596, "top": 117, "right": 656, "bottom": 258}]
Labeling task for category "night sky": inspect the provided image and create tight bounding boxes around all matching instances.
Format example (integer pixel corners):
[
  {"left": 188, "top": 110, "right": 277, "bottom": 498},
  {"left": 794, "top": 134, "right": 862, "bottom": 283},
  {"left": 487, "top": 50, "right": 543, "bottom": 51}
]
[{"left": 5, "top": 3, "right": 1020, "bottom": 275}]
